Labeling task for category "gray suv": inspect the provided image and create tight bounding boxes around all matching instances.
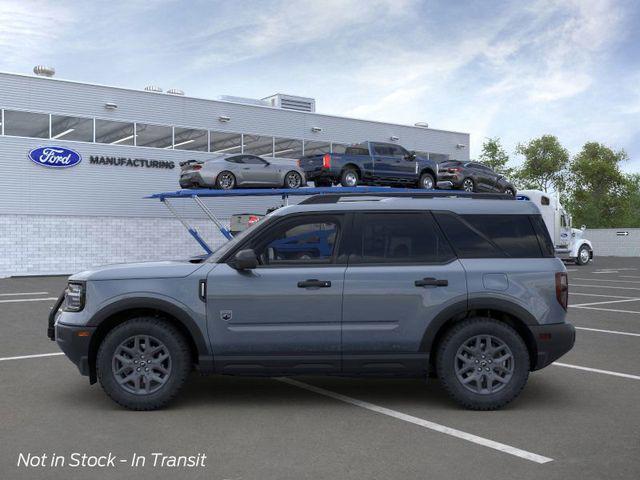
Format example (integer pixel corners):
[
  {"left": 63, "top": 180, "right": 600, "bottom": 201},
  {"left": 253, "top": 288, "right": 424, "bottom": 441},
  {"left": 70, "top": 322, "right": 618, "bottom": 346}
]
[{"left": 49, "top": 192, "right": 575, "bottom": 411}]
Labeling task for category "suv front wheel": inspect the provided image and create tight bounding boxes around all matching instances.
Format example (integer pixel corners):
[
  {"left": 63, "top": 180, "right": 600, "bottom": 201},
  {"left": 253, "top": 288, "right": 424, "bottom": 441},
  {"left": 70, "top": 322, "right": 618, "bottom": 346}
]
[
  {"left": 436, "top": 318, "right": 529, "bottom": 410},
  {"left": 96, "top": 317, "right": 192, "bottom": 410}
]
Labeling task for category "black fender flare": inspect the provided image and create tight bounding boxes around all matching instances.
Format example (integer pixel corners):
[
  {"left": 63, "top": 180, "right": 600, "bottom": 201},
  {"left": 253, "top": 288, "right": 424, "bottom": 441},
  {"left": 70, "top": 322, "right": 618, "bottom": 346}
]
[
  {"left": 420, "top": 297, "right": 538, "bottom": 354},
  {"left": 88, "top": 296, "right": 211, "bottom": 359}
]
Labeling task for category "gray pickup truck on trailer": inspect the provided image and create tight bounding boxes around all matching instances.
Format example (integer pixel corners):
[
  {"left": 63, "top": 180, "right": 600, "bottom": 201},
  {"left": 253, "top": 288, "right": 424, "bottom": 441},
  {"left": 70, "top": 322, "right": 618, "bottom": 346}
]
[{"left": 49, "top": 190, "right": 574, "bottom": 411}]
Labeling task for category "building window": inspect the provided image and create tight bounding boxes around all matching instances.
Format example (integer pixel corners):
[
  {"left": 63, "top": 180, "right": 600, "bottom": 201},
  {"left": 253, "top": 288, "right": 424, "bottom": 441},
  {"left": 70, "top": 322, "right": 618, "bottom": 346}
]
[
  {"left": 95, "top": 119, "right": 135, "bottom": 145},
  {"left": 135, "top": 123, "right": 172, "bottom": 149},
  {"left": 331, "top": 143, "right": 348, "bottom": 154},
  {"left": 274, "top": 137, "right": 303, "bottom": 159},
  {"left": 51, "top": 115, "right": 93, "bottom": 142},
  {"left": 210, "top": 131, "right": 242, "bottom": 154},
  {"left": 173, "top": 127, "right": 208, "bottom": 151},
  {"left": 3, "top": 110, "right": 49, "bottom": 138},
  {"left": 243, "top": 134, "right": 274, "bottom": 156},
  {"left": 303, "top": 140, "right": 331, "bottom": 156}
]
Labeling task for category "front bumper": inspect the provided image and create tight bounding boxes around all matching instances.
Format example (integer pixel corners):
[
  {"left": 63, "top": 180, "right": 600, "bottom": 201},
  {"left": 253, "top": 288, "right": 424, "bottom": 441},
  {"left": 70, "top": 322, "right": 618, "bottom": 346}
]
[
  {"left": 54, "top": 322, "right": 95, "bottom": 376},
  {"left": 530, "top": 322, "right": 576, "bottom": 370}
]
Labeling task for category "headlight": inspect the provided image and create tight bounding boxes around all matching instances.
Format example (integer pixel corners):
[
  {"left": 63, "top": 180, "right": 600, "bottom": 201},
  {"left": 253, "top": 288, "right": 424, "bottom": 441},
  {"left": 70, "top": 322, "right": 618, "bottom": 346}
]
[{"left": 63, "top": 282, "right": 85, "bottom": 312}]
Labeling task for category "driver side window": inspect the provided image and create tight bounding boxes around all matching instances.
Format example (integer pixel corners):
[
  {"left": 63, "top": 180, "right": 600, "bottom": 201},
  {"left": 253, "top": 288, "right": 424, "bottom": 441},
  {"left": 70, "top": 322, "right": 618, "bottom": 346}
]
[{"left": 252, "top": 217, "right": 340, "bottom": 266}]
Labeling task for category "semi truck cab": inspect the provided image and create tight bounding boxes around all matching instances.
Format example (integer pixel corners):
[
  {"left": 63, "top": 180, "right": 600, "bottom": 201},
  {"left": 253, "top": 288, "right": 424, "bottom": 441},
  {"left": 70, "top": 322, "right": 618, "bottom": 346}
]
[{"left": 518, "top": 190, "right": 593, "bottom": 265}]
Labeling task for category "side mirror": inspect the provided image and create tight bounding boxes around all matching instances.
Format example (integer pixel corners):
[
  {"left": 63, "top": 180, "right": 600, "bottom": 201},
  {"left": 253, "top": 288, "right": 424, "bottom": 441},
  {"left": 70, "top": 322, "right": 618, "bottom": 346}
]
[
  {"left": 230, "top": 249, "right": 258, "bottom": 270},
  {"left": 404, "top": 151, "right": 416, "bottom": 161},
  {"left": 581, "top": 225, "right": 586, "bottom": 231}
]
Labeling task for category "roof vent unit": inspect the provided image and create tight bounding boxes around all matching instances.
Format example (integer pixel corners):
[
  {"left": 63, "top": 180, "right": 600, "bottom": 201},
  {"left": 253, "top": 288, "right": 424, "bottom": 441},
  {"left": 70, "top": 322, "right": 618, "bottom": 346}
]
[
  {"left": 167, "top": 88, "right": 185, "bottom": 96},
  {"left": 262, "top": 94, "right": 316, "bottom": 112},
  {"left": 144, "top": 85, "right": 163, "bottom": 93},
  {"left": 33, "top": 65, "right": 55, "bottom": 77},
  {"left": 219, "top": 95, "right": 270, "bottom": 107}
]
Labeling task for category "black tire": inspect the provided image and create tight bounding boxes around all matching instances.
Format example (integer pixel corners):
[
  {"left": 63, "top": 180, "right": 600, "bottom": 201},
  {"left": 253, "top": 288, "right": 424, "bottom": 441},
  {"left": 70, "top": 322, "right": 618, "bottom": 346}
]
[
  {"left": 462, "top": 178, "right": 475, "bottom": 192},
  {"left": 216, "top": 171, "right": 236, "bottom": 190},
  {"left": 340, "top": 168, "right": 359, "bottom": 187},
  {"left": 576, "top": 245, "right": 591, "bottom": 265},
  {"left": 504, "top": 187, "right": 516, "bottom": 196},
  {"left": 284, "top": 171, "right": 303, "bottom": 189},
  {"left": 418, "top": 172, "right": 435, "bottom": 189},
  {"left": 96, "top": 317, "right": 192, "bottom": 411},
  {"left": 436, "top": 318, "right": 529, "bottom": 410}
]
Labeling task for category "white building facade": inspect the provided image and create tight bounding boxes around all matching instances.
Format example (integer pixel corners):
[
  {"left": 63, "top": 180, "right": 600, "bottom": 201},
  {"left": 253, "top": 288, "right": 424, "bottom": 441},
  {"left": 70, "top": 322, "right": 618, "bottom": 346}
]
[{"left": 0, "top": 71, "right": 470, "bottom": 276}]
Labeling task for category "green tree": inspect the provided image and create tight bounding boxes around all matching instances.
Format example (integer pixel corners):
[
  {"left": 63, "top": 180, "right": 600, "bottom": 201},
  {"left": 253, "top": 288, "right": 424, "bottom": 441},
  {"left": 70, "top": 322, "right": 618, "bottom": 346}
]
[
  {"left": 478, "top": 137, "right": 513, "bottom": 176},
  {"left": 514, "top": 135, "right": 569, "bottom": 192},
  {"left": 567, "top": 142, "right": 636, "bottom": 227}
]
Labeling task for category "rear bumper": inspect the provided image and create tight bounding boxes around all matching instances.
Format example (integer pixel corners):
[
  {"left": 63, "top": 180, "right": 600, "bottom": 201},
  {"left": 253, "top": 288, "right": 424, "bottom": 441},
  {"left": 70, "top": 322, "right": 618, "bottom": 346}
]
[
  {"left": 55, "top": 322, "right": 95, "bottom": 376},
  {"left": 179, "top": 172, "right": 207, "bottom": 189},
  {"left": 303, "top": 167, "right": 335, "bottom": 181},
  {"left": 530, "top": 322, "right": 576, "bottom": 370},
  {"left": 437, "top": 174, "right": 463, "bottom": 187}
]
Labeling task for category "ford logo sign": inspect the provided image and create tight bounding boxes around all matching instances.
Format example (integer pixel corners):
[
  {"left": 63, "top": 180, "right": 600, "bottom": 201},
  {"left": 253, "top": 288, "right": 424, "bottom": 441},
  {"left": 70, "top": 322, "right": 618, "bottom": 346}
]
[{"left": 28, "top": 146, "right": 82, "bottom": 168}]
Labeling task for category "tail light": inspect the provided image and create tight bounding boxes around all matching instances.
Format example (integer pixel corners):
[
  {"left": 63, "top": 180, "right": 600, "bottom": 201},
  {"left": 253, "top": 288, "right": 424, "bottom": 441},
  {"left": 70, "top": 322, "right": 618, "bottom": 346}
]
[
  {"left": 448, "top": 167, "right": 461, "bottom": 173},
  {"left": 322, "top": 153, "right": 331, "bottom": 168},
  {"left": 297, "top": 159, "right": 301, "bottom": 167},
  {"left": 248, "top": 215, "right": 260, "bottom": 226},
  {"left": 555, "top": 272, "right": 568, "bottom": 310}
]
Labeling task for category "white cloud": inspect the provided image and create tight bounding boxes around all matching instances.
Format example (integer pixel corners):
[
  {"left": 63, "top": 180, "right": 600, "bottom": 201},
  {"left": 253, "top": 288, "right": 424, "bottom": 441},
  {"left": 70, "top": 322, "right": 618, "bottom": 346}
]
[{"left": 0, "top": 0, "right": 74, "bottom": 69}]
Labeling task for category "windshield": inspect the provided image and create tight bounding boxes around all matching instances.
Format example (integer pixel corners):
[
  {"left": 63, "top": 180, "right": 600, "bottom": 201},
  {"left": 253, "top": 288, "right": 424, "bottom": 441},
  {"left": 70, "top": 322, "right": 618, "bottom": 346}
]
[{"left": 206, "top": 214, "right": 276, "bottom": 263}]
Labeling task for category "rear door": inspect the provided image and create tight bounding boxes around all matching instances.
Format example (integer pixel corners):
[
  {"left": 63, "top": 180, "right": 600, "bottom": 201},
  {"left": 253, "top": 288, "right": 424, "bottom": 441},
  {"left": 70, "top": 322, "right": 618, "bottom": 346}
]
[
  {"left": 371, "top": 143, "right": 396, "bottom": 180},
  {"left": 341, "top": 211, "right": 467, "bottom": 374}
]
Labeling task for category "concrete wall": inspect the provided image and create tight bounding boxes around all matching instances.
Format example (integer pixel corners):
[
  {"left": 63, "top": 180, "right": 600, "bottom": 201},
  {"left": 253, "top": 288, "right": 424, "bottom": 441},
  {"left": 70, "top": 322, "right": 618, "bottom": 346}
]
[{"left": 585, "top": 228, "right": 640, "bottom": 257}]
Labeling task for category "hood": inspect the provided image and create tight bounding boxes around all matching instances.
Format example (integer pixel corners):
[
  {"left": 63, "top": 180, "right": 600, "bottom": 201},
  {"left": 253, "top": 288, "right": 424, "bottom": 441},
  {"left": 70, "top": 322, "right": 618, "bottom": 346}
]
[
  {"left": 572, "top": 228, "right": 584, "bottom": 240},
  {"left": 69, "top": 260, "right": 205, "bottom": 281}
]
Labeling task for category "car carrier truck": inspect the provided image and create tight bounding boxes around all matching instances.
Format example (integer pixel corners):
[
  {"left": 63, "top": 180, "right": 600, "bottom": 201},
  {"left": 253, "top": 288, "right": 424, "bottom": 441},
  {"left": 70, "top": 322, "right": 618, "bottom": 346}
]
[{"left": 518, "top": 190, "right": 593, "bottom": 265}]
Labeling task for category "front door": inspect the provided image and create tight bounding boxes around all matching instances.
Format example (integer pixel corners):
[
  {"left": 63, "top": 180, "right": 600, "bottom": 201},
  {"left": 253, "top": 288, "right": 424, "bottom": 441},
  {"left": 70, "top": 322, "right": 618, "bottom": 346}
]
[
  {"left": 241, "top": 155, "right": 277, "bottom": 185},
  {"left": 206, "top": 213, "right": 348, "bottom": 374},
  {"left": 341, "top": 211, "right": 467, "bottom": 374}
]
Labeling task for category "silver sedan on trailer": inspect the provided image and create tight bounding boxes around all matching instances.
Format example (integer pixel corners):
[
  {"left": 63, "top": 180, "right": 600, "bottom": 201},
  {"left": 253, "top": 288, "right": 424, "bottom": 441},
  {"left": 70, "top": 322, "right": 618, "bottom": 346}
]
[{"left": 179, "top": 154, "right": 307, "bottom": 190}]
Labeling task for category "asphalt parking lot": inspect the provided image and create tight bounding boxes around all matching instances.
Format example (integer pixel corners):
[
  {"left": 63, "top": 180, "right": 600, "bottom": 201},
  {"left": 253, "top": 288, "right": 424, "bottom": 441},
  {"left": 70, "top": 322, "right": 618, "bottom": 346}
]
[{"left": 1, "top": 258, "right": 639, "bottom": 480}]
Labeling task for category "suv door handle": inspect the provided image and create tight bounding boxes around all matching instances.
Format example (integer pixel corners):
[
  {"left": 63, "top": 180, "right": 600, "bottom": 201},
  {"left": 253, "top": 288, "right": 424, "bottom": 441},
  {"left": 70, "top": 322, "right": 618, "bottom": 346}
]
[
  {"left": 414, "top": 277, "right": 448, "bottom": 287},
  {"left": 298, "top": 279, "right": 331, "bottom": 288}
]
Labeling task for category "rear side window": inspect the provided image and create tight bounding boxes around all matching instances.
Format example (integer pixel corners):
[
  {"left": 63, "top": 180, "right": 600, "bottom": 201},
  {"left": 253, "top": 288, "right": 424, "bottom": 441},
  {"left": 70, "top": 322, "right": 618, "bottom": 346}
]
[
  {"left": 353, "top": 212, "right": 455, "bottom": 264},
  {"left": 462, "top": 215, "right": 543, "bottom": 258},
  {"left": 434, "top": 213, "right": 503, "bottom": 258},
  {"left": 530, "top": 215, "right": 555, "bottom": 257},
  {"left": 345, "top": 147, "right": 369, "bottom": 156}
]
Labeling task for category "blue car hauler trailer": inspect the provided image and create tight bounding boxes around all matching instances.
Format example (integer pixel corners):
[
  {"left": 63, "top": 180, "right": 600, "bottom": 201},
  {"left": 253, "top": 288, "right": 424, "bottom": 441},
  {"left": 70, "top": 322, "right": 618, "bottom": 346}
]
[{"left": 146, "top": 187, "right": 515, "bottom": 255}]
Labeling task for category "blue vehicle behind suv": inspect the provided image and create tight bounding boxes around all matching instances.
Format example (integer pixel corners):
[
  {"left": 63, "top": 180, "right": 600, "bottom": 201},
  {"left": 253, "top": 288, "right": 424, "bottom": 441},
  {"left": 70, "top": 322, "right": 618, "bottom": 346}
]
[
  {"left": 299, "top": 141, "right": 439, "bottom": 189},
  {"left": 49, "top": 191, "right": 574, "bottom": 411}
]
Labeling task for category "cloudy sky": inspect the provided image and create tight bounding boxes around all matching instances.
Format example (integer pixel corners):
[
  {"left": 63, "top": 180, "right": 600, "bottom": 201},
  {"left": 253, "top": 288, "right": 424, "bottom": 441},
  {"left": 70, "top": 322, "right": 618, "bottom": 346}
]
[{"left": 1, "top": 0, "right": 638, "bottom": 170}]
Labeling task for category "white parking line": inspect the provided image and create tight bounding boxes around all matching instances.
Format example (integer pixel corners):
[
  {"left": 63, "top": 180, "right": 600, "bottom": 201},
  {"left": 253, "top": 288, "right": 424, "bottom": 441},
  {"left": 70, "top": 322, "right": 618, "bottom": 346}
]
[
  {"left": 572, "top": 278, "right": 640, "bottom": 284},
  {"left": 570, "top": 292, "right": 636, "bottom": 299},
  {"left": 553, "top": 363, "right": 640, "bottom": 380},
  {"left": 575, "top": 327, "right": 640, "bottom": 337},
  {"left": 571, "top": 284, "right": 640, "bottom": 292},
  {"left": 0, "top": 352, "right": 64, "bottom": 362},
  {"left": 571, "top": 305, "right": 640, "bottom": 314},
  {"left": 0, "top": 291, "right": 49, "bottom": 296},
  {"left": 0, "top": 297, "right": 58, "bottom": 304},
  {"left": 278, "top": 378, "right": 553, "bottom": 464},
  {"left": 570, "top": 298, "right": 640, "bottom": 307}
]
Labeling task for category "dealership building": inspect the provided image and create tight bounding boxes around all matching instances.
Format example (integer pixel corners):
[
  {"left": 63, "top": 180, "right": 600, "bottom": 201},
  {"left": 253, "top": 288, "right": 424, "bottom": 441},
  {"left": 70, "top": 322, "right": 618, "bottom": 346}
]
[{"left": 0, "top": 69, "right": 470, "bottom": 277}]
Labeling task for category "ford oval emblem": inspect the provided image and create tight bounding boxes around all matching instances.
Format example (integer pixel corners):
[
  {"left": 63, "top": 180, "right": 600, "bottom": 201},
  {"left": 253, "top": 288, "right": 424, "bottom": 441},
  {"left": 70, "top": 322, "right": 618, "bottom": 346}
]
[{"left": 28, "top": 146, "right": 82, "bottom": 168}]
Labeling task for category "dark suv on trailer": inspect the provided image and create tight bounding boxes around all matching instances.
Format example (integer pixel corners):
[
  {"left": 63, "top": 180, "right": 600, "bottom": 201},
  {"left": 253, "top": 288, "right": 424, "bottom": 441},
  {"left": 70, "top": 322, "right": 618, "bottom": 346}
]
[
  {"left": 49, "top": 192, "right": 574, "bottom": 411},
  {"left": 438, "top": 161, "right": 516, "bottom": 195}
]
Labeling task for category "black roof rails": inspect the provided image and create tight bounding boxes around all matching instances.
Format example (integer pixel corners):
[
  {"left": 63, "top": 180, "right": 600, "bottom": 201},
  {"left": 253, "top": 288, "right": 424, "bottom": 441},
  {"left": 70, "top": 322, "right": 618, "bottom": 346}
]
[{"left": 299, "top": 190, "right": 514, "bottom": 205}]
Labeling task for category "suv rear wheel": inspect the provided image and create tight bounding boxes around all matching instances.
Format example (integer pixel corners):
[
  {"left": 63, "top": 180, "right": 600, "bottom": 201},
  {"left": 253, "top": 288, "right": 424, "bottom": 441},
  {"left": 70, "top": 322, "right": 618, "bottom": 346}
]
[
  {"left": 96, "top": 317, "right": 192, "bottom": 410},
  {"left": 462, "top": 178, "right": 475, "bottom": 192},
  {"left": 436, "top": 318, "right": 529, "bottom": 410}
]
